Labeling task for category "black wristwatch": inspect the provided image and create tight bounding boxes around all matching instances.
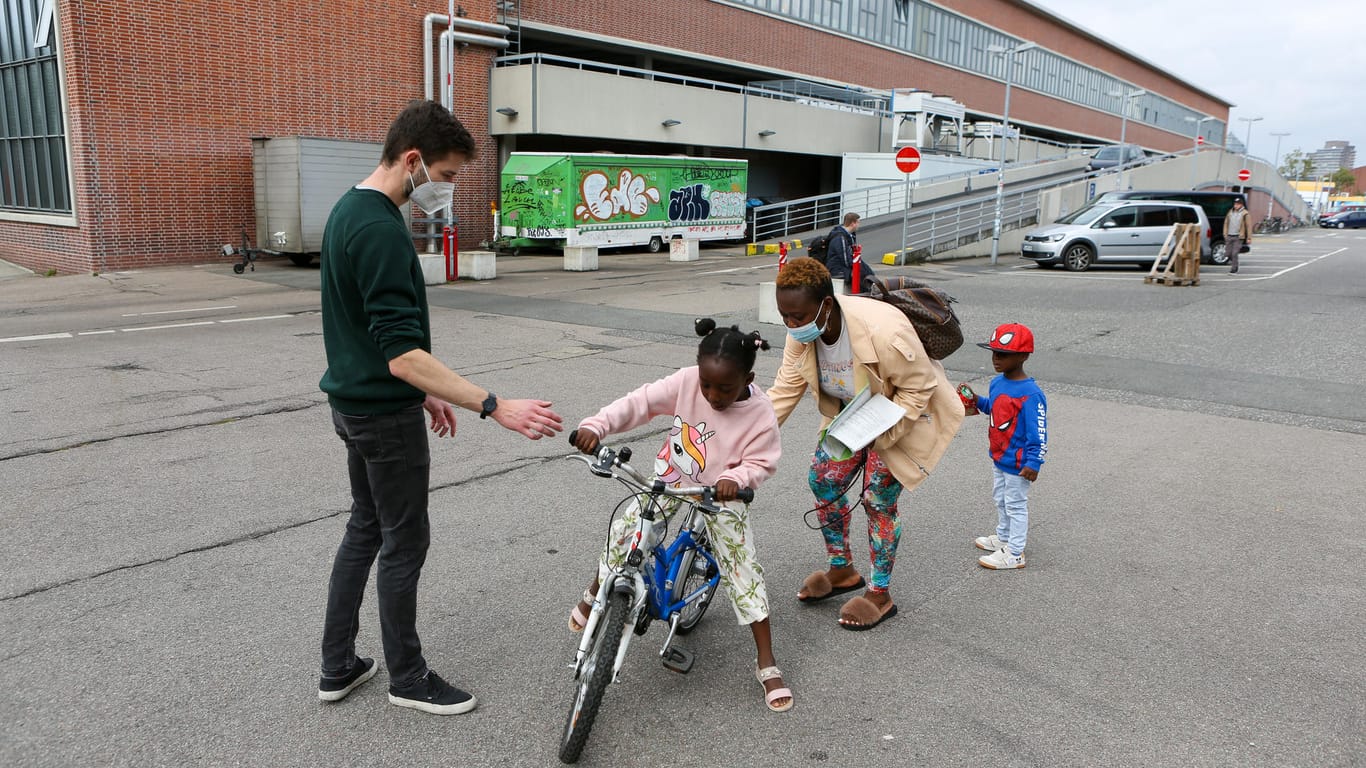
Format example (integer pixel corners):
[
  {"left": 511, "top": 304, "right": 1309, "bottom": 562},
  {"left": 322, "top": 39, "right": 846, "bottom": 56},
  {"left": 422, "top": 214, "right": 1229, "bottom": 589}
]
[{"left": 479, "top": 392, "right": 498, "bottom": 419}]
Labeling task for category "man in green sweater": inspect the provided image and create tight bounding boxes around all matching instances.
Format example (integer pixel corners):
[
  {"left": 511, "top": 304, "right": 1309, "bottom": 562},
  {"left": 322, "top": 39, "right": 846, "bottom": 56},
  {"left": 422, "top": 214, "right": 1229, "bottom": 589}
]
[{"left": 316, "top": 100, "right": 562, "bottom": 716}]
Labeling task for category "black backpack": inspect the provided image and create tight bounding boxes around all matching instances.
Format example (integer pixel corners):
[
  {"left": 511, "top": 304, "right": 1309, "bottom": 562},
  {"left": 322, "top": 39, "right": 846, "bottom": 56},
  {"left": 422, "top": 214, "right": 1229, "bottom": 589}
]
[{"left": 806, "top": 234, "right": 830, "bottom": 259}]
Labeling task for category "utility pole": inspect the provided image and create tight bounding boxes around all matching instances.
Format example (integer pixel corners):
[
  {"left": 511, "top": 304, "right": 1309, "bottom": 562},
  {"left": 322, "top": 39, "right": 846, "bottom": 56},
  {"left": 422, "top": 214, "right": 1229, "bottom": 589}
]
[
  {"left": 1269, "top": 130, "right": 1290, "bottom": 219},
  {"left": 987, "top": 41, "right": 1035, "bottom": 266},
  {"left": 1109, "top": 88, "right": 1147, "bottom": 190}
]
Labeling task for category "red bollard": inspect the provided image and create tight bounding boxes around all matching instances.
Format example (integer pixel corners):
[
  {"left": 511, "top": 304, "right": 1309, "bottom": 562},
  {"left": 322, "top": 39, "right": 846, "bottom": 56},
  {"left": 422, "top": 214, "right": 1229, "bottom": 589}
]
[
  {"left": 850, "top": 244, "right": 862, "bottom": 294},
  {"left": 443, "top": 226, "right": 459, "bottom": 281},
  {"left": 778, "top": 241, "right": 788, "bottom": 270}
]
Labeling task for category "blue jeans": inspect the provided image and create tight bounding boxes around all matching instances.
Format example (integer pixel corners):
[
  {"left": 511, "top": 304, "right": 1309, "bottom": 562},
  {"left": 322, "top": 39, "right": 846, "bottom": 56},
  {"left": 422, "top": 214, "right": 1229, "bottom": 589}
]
[
  {"left": 321, "top": 404, "right": 431, "bottom": 688},
  {"left": 992, "top": 466, "right": 1031, "bottom": 556}
]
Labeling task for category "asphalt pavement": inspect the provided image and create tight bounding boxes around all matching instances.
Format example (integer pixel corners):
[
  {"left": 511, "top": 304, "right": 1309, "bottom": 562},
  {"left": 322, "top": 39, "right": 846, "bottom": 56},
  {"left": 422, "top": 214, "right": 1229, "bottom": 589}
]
[{"left": 1, "top": 231, "right": 1362, "bottom": 768}]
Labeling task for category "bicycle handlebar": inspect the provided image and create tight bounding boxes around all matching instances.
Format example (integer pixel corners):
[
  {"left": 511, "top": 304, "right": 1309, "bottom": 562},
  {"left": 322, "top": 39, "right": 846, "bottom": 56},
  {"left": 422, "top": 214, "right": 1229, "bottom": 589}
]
[{"left": 567, "top": 429, "right": 754, "bottom": 505}]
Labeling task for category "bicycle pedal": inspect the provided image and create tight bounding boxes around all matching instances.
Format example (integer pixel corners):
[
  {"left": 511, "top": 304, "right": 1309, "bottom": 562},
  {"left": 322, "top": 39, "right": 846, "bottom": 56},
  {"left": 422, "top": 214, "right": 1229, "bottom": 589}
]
[{"left": 661, "top": 646, "right": 694, "bottom": 674}]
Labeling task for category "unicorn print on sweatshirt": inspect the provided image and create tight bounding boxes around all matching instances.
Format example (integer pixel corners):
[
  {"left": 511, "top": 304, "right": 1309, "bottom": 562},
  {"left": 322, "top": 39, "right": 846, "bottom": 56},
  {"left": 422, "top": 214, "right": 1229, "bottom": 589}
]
[{"left": 655, "top": 415, "right": 716, "bottom": 484}]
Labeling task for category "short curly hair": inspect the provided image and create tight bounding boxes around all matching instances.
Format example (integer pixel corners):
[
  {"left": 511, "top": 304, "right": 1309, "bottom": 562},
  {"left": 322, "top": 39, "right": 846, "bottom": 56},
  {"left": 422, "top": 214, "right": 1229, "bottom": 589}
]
[{"left": 774, "top": 257, "right": 834, "bottom": 303}]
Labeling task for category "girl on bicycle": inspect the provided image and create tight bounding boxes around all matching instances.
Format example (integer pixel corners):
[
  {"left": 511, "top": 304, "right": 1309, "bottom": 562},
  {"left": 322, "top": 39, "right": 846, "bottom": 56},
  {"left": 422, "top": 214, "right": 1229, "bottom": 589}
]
[{"left": 568, "top": 319, "right": 793, "bottom": 713}]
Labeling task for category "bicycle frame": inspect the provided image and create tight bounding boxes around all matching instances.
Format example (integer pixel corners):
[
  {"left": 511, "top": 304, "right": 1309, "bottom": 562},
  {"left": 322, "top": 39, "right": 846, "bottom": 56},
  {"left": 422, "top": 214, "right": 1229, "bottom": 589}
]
[{"left": 567, "top": 447, "right": 734, "bottom": 684}]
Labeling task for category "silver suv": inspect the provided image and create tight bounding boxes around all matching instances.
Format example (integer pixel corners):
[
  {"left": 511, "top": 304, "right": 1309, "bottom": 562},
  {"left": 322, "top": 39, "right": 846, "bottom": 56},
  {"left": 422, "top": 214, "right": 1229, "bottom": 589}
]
[{"left": 1021, "top": 201, "right": 1211, "bottom": 271}]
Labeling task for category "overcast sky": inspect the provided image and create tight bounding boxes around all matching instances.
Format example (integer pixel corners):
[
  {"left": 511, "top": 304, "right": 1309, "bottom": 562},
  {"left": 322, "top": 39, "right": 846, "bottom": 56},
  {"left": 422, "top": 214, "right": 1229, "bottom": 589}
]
[{"left": 1035, "top": 0, "right": 1362, "bottom": 168}]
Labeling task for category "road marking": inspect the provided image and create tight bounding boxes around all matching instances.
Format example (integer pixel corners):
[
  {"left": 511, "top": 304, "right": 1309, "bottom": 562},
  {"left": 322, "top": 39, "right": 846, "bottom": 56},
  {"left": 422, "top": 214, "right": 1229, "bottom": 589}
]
[
  {"left": 121, "top": 305, "right": 237, "bottom": 317},
  {"left": 120, "top": 321, "right": 217, "bottom": 332},
  {"left": 218, "top": 314, "right": 293, "bottom": 323},
  {"left": 0, "top": 314, "right": 301, "bottom": 346},
  {"left": 697, "top": 264, "right": 777, "bottom": 275},
  {"left": 0, "top": 332, "right": 73, "bottom": 343},
  {"left": 1221, "top": 248, "right": 1346, "bottom": 281}
]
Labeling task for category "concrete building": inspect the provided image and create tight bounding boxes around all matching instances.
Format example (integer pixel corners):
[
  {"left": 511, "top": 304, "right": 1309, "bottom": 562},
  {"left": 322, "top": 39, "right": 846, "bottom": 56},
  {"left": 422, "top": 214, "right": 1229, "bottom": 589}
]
[
  {"left": 1, "top": 0, "right": 1234, "bottom": 273},
  {"left": 1311, "top": 141, "right": 1357, "bottom": 178}
]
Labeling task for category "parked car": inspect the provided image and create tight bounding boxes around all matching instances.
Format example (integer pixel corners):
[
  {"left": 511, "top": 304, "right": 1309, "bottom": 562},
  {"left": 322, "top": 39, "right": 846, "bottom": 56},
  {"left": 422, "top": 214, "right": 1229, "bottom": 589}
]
[
  {"left": 1087, "top": 144, "right": 1147, "bottom": 172},
  {"left": 1022, "top": 201, "right": 1210, "bottom": 271},
  {"left": 1323, "top": 211, "right": 1366, "bottom": 229},
  {"left": 1092, "top": 190, "right": 1246, "bottom": 265},
  {"left": 1319, "top": 205, "right": 1366, "bottom": 226}
]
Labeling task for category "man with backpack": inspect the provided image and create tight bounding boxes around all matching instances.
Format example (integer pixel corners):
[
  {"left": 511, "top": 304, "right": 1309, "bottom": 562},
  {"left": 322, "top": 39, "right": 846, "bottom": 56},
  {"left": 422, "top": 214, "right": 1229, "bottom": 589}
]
[{"left": 822, "top": 212, "right": 875, "bottom": 291}]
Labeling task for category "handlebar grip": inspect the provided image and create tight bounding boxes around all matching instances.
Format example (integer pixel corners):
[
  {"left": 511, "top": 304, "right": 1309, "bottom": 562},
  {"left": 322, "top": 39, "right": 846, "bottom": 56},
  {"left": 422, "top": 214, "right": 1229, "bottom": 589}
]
[
  {"left": 736, "top": 488, "right": 755, "bottom": 504},
  {"left": 568, "top": 429, "right": 578, "bottom": 446}
]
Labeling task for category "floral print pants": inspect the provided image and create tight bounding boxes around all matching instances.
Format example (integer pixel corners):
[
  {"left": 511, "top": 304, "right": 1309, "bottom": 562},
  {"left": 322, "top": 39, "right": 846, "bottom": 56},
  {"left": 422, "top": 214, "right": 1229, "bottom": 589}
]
[
  {"left": 809, "top": 445, "right": 904, "bottom": 593},
  {"left": 597, "top": 495, "right": 769, "bottom": 625}
]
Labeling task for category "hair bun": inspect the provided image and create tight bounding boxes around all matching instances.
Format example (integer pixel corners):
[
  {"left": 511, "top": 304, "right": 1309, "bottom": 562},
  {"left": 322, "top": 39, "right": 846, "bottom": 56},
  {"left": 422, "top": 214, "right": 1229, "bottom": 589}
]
[{"left": 695, "top": 317, "right": 718, "bottom": 336}]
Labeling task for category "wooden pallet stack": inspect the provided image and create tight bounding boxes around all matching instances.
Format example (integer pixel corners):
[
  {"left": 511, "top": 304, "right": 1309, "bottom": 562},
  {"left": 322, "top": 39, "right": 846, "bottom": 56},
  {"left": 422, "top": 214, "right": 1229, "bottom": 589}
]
[{"left": 1144, "top": 223, "right": 1202, "bottom": 286}]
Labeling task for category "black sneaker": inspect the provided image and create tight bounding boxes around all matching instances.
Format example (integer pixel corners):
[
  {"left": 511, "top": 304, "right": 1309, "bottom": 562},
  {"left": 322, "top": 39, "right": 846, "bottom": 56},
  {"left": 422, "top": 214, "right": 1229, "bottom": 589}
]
[
  {"left": 388, "top": 670, "right": 478, "bottom": 715},
  {"left": 318, "top": 657, "right": 378, "bottom": 702}
]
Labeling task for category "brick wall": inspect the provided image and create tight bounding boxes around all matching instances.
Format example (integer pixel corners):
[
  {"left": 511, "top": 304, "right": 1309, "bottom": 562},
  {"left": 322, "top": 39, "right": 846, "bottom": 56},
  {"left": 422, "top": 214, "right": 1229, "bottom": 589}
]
[
  {"left": 1, "top": 0, "right": 1228, "bottom": 273},
  {"left": 526, "top": 0, "right": 1226, "bottom": 150},
  {"left": 0, "top": 0, "right": 499, "bottom": 274}
]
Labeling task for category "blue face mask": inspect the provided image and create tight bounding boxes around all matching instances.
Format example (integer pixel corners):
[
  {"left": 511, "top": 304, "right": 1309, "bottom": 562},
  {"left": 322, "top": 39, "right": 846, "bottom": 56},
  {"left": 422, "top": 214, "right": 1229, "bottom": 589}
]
[{"left": 787, "top": 298, "right": 830, "bottom": 344}]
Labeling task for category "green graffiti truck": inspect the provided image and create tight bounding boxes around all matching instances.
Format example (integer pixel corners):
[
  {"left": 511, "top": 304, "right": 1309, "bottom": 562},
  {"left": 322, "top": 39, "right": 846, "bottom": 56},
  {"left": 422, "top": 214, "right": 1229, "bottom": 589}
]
[{"left": 496, "top": 153, "right": 747, "bottom": 253}]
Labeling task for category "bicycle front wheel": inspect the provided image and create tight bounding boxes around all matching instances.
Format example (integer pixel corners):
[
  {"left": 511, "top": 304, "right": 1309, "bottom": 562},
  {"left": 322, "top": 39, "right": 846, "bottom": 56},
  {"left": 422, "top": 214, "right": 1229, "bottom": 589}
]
[
  {"left": 559, "top": 590, "right": 629, "bottom": 764},
  {"left": 672, "top": 547, "right": 720, "bottom": 636}
]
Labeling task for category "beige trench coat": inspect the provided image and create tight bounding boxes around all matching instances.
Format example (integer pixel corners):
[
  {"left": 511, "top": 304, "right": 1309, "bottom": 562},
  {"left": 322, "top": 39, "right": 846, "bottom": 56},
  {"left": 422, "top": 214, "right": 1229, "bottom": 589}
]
[{"left": 767, "top": 295, "right": 965, "bottom": 491}]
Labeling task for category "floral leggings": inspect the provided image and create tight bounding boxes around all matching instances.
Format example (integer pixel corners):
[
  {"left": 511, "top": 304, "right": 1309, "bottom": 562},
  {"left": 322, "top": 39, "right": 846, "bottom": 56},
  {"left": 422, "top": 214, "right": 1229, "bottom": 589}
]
[
  {"left": 597, "top": 495, "right": 769, "bottom": 625},
  {"left": 809, "top": 445, "right": 904, "bottom": 593}
]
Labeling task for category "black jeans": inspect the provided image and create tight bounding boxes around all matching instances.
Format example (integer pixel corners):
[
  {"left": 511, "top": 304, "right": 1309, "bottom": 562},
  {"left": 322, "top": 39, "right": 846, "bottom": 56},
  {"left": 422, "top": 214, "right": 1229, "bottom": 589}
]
[{"left": 321, "top": 404, "right": 431, "bottom": 688}]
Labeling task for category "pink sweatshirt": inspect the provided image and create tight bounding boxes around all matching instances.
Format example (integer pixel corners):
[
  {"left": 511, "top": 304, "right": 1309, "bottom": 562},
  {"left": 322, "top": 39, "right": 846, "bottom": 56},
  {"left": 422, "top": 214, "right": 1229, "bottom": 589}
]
[{"left": 578, "top": 366, "right": 782, "bottom": 491}]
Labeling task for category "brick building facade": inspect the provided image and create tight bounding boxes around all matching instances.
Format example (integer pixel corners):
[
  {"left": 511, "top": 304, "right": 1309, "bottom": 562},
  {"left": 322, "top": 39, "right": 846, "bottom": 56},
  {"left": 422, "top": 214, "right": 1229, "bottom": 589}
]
[{"left": 1, "top": 0, "right": 1231, "bottom": 274}]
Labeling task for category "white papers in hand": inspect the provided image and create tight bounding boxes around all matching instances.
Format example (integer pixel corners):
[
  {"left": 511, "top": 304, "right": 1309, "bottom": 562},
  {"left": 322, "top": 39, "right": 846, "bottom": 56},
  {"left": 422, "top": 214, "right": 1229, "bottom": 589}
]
[{"left": 820, "top": 387, "right": 906, "bottom": 461}]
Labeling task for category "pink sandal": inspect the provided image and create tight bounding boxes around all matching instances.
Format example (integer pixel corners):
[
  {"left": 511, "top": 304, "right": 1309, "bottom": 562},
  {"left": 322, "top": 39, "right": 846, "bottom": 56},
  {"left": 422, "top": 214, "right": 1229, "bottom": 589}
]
[
  {"left": 755, "top": 665, "right": 793, "bottom": 713},
  {"left": 568, "top": 587, "right": 594, "bottom": 632}
]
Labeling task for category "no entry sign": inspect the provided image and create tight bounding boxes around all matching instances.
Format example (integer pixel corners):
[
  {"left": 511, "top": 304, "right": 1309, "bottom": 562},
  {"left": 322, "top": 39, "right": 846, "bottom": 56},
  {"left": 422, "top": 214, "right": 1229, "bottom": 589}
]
[
  {"left": 895, "top": 146, "right": 922, "bottom": 174},
  {"left": 1237, "top": 168, "right": 1251, "bottom": 182}
]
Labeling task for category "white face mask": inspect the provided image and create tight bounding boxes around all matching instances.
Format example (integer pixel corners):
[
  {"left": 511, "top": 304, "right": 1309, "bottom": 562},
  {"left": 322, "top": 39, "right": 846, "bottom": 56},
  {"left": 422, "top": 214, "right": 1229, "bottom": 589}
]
[{"left": 408, "top": 158, "right": 455, "bottom": 215}]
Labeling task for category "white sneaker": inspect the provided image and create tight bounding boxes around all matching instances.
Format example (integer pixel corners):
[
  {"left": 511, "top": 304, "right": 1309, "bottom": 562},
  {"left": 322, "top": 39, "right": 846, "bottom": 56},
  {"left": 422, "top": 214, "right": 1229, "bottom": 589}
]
[
  {"left": 978, "top": 549, "right": 1025, "bottom": 570},
  {"left": 974, "top": 534, "right": 1006, "bottom": 552}
]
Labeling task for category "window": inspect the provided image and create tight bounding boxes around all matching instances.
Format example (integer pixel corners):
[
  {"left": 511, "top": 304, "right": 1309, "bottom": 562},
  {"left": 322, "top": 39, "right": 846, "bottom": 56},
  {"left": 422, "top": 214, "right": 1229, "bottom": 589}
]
[
  {"left": 1138, "top": 206, "right": 1175, "bottom": 227},
  {"left": 1099, "top": 208, "right": 1139, "bottom": 228},
  {"left": 1, "top": 0, "right": 69, "bottom": 214}
]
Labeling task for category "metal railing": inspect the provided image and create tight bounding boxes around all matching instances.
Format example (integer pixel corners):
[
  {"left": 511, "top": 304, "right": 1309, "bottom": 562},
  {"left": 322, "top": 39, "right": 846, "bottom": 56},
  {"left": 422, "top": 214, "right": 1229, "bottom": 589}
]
[
  {"left": 493, "top": 53, "right": 892, "bottom": 116},
  {"left": 750, "top": 153, "right": 1086, "bottom": 243}
]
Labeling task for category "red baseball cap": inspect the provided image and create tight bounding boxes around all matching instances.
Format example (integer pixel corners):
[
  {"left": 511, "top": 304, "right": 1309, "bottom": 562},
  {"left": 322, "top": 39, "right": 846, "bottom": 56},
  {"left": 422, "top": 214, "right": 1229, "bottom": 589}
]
[{"left": 977, "top": 323, "right": 1034, "bottom": 353}]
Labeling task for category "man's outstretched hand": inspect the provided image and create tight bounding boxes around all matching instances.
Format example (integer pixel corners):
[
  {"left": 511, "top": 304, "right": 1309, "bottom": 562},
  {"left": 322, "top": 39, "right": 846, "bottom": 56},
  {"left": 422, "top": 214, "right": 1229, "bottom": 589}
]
[{"left": 492, "top": 398, "right": 564, "bottom": 439}]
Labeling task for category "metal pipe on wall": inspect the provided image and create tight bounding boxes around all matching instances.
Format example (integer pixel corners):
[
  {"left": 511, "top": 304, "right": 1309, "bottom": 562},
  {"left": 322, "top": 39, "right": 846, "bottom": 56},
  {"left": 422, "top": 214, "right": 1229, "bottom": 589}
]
[{"left": 423, "top": 12, "right": 512, "bottom": 103}]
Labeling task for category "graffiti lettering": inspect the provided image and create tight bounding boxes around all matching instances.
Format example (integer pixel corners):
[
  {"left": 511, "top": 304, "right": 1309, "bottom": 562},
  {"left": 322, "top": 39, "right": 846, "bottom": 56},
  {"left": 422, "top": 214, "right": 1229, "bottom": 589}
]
[
  {"left": 668, "top": 184, "right": 712, "bottom": 222},
  {"left": 503, "top": 180, "right": 542, "bottom": 215},
  {"left": 679, "top": 167, "right": 737, "bottom": 184},
  {"left": 708, "top": 191, "right": 745, "bottom": 219},
  {"left": 574, "top": 169, "right": 661, "bottom": 222},
  {"left": 524, "top": 227, "right": 554, "bottom": 238}
]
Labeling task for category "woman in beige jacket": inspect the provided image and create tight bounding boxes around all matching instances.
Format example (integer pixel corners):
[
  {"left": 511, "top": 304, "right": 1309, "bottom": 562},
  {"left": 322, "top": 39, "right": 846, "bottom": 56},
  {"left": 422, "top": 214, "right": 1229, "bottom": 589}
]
[{"left": 768, "top": 258, "right": 964, "bottom": 630}]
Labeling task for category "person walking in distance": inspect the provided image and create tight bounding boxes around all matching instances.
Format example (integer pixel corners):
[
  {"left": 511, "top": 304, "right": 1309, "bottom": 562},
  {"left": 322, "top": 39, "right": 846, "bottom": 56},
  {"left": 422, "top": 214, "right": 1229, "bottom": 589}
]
[
  {"left": 823, "top": 212, "right": 875, "bottom": 292},
  {"left": 1224, "top": 198, "right": 1251, "bottom": 274},
  {"left": 316, "top": 100, "right": 563, "bottom": 715}
]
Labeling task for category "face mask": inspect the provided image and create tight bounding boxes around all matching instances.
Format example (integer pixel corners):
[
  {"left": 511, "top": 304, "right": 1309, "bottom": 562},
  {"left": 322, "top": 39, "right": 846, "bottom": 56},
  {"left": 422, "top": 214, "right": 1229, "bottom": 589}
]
[
  {"left": 787, "top": 298, "right": 830, "bottom": 344},
  {"left": 408, "top": 158, "right": 455, "bottom": 215}
]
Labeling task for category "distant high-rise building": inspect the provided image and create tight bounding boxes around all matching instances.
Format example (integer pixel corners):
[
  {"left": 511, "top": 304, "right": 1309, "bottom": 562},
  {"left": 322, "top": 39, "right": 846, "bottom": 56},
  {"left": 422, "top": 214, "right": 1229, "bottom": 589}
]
[{"left": 1311, "top": 141, "right": 1357, "bottom": 177}]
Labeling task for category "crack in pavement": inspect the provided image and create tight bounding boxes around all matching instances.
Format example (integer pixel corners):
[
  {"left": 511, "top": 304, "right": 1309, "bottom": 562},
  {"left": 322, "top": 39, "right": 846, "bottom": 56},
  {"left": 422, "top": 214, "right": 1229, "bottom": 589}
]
[
  {"left": 0, "top": 401, "right": 323, "bottom": 462},
  {"left": 0, "top": 443, "right": 642, "bottom": 603},
  {"left": 0, "top": 509, "right": 348, "bottom": 603}
]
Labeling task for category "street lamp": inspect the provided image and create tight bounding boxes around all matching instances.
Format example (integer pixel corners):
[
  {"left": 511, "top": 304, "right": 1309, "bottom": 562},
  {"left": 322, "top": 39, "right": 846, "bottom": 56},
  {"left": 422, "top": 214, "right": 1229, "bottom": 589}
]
[
  {"left": 987, "top": 41, "right": 1036, "bottom": 266},
  {"left": 1268, "top": 130, "right": 1290, "bottom": 218},
  {"left": 1107, "top": 88, "right": 1147, "bottom": 189},
  {"left": 1236, "top": 115, "right": 1263, "bottom": 165},
  {"left": 1184, "top": 115, "right": 1215, "bottom": 189}
]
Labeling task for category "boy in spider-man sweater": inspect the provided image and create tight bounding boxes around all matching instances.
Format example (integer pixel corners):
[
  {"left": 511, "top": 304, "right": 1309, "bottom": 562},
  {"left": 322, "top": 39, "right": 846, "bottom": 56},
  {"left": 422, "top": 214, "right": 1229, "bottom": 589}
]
[{"left": 958, "top": 323, "right": 1047, "bottom": 570}]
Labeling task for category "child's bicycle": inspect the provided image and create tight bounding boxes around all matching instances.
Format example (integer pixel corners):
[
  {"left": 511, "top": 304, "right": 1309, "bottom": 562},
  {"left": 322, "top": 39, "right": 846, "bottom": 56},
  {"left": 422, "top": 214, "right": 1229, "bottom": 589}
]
[{"left": 558, "top": 430, "right": 753, "bottom": 764}]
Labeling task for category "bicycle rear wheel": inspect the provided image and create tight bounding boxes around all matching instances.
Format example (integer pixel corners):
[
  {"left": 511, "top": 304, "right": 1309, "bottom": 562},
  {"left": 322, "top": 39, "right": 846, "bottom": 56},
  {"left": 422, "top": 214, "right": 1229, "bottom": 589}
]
[
  {"left": 671, "top": 547, "right": 720, "bottom": 636},
  {"left": 559, "top": 590, "right": 628, "bottom": 764}
]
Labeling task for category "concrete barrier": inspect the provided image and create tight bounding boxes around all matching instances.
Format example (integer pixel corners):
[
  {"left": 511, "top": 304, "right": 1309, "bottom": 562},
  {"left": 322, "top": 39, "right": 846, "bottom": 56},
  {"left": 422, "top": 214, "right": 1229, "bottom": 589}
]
[
  {"left": 564, "top": 246, "right": 598, "bottom": 271},
  {"left": 418, "top": 253, "right": 446, "bottom": 285},
  {"left": 460, "top": 250, "right": 497, "bottom": 280},
  {"left": 668, "top": 239, "right": 700, "bottom": 262}
]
